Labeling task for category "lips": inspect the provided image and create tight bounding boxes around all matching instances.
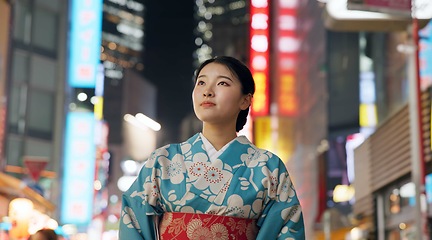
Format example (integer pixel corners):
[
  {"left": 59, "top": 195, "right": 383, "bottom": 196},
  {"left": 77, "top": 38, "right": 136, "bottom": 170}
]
[{"left": 200, "top": 101, "right": 215, "bottom": 107}]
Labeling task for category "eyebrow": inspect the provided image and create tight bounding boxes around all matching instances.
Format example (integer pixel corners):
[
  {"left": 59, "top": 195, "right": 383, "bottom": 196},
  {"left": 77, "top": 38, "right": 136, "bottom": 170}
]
[{"left": 197, "top": 74, "right": 234, "bottom": 82}]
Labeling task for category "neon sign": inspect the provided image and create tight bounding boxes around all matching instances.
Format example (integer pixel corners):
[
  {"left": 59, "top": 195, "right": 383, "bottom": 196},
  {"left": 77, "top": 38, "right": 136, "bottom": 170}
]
[
  {"left": 250, "top": 0, "right": 270, "bottom": 116},
  {"left": 276, "top": 0, "right": 299, "bottom": 116}
]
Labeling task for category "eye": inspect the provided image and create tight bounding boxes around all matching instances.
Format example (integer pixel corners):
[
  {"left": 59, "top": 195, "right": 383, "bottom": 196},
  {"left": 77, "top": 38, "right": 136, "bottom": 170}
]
[
  {"left": 218, "top": 81, "right": 229, "bottom": 86},
  {"left": 196, "top": 80, "right": 205, "bottom": 85}
]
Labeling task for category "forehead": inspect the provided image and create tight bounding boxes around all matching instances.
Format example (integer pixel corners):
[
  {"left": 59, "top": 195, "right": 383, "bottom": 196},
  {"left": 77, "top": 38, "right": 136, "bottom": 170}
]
[{"left": 199, "top": 63, "right": 235, "bottom": 77}]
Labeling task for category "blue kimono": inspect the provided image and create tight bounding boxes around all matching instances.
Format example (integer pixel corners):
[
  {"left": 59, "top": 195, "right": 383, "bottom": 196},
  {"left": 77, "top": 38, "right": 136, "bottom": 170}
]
[{"left": 119, "top": 133, "right": 305, "bottom": 239}]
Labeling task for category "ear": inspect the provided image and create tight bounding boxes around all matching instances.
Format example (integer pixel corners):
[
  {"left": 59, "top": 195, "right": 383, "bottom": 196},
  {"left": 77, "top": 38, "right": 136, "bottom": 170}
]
[{"left": 240, "top": 93, "right": 252, "bottom": 110}]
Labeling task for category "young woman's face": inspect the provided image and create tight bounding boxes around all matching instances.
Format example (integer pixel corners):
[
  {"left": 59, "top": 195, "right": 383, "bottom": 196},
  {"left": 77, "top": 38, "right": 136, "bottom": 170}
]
[{"left": 192, "top": 62, "right": 250, "bottom": 127}]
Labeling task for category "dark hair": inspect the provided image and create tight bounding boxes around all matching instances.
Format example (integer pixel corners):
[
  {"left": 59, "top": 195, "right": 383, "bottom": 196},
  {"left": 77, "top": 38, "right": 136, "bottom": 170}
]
[
  {"left": 194, "top": 56, "right": 255, "bottom": 132},
  {"left": 30, "top": 229, "right": 58, "bottom": 240}
]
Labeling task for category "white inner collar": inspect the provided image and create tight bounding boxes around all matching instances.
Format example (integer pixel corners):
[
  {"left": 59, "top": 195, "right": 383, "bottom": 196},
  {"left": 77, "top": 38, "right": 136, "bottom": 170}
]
[{"left": 200, "top": 133, "right": 236, "bottom": 162}]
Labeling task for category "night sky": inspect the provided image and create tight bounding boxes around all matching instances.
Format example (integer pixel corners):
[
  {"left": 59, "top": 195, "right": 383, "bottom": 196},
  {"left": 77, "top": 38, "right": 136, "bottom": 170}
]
[{"left": 142, "top": 1, "right": 196, "bottom": 146}]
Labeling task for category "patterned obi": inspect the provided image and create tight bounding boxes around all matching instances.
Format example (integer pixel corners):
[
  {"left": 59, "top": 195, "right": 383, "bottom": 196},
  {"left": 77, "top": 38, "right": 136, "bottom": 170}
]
[{"left": 159, "top": 212, "right": 258, "bottom": 240}]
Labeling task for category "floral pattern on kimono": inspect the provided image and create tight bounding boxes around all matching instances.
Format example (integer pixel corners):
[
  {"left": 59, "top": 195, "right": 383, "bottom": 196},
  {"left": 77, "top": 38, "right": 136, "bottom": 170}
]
[{"left": 119, "top": 133, "right": 305, "bottom": 239}]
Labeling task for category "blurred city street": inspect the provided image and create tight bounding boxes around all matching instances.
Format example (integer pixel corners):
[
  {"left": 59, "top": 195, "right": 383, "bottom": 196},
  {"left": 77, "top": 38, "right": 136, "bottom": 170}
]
[{"left": 0, "top": 0, "right": 432, "bottom": 239}]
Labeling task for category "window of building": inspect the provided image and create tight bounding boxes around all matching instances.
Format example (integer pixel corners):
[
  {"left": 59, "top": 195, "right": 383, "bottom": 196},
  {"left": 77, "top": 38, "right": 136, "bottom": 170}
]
[
  {"left": 7, "top": 86, "right": 25, "bottom": 134},
  {"left": 27, "top": 89, "right": 54, "bottom": 139},
  {"left": 30, "top": 55, "right": 57, "bottom": 91},
  {"left": 13, "top": 0, "right": 31, "bottom": 43},
  {"left": 11, "top": 50, "right": 29, "bottom": 83},
  {"left": 6, "top": 136, "right": 23, "bottom": 167},
  {"left": 32, "top": 6, "right": 58, "bottom": 52}
]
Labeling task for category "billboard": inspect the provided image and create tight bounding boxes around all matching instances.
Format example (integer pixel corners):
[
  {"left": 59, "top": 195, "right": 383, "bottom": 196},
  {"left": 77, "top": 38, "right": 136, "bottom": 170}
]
[
  {"left": 68, "top": 0, "right": 103, "bottom": 88},
  {"left": 61, "top": 112, "right": 96, "bottom": 225}
]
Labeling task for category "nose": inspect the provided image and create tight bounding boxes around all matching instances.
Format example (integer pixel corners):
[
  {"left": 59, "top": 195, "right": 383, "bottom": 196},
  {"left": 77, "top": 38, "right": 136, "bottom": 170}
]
[{"left": 203, "top": 88, "right": 214, "bottom": 97}]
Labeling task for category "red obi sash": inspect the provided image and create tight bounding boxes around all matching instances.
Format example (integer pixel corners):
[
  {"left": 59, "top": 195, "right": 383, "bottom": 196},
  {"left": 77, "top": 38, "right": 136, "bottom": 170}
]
[{"left": 159, "top": 212, "right": 258, "bottom": 240}]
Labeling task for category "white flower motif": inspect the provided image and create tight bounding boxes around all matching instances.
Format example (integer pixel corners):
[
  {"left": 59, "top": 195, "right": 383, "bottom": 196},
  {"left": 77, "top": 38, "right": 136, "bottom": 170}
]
[
  {"left": 129, "top": 177, "right": 160, "bottom": 206},
  {"left": 194, "top": 159, "right": 233, "bottom": 194},
  {"left": 226, "top": 194, "right": 252, "bottom": 218},
  {"left": 251, "top": 197, "right": 264, "bottom": 215},
  {"left": 189, "top": 162, "right": 207, "bottom": 177},
  {"left": 174, "top": 191, "right": 195, "bottom": 207},
  {"left": 145, "top": 180, "right": 159, "bottom": 198},
  {"left": 236, "top": 135, "right": 250, "bottom": 144},
  {"left": 185, "top": 152, "right": 209, "bottom": 182},
  {"left": 122, "top": 207, "right": 141, "bottom": 232},
  {"left": 205, "top": 167, "right": 223, "bottom": 183},
  {"left": 180, "top": 142, "right": 192, "bottom": 155},
  {"left": 261, "top": 166, "right": 279, "bottom": 198},
  {"left": 146, "top": 147, "right": 169, "bottom": 168},
  {"left": 240, "top": 147, "right": 268, "bottom": 168},
  {"left": 179, "top": 205, "right": 196, "bottom": 213},
  {"left": 220, "top": 182, "right": 230, "bottom": 193},
  {"left": 278, "top": 173, "right": 296, "bottom": 202},
  {"left": 205, "top": 204, "right": 226, "bottom": 215},
  {"left": 239, "top": 177, "right": 250, "bottom": 190},
  {"left": 167, "top": 189, "right": 175, "bottom": 200},
  {"left": 158, "top": 154, "right": 185, "bottom": 184},
  {"left": 281, "top": 205, "right": 302, "bottom": 223}
]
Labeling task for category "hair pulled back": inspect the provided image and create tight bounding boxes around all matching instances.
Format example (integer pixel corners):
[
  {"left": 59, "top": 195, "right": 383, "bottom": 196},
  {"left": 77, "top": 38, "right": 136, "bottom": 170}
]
[{"left": 194, "top": 56, "right": 255, "bottom": 132}]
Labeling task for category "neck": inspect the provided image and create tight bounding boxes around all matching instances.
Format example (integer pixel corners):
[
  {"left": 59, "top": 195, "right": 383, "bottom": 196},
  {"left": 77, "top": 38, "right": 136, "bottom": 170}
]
[{"left": 202, "top": 123, "right": 237, "bottom": 150}]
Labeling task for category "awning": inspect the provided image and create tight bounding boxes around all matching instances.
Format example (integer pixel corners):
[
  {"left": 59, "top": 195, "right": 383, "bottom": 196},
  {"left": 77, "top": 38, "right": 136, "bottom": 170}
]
[
  {"left": 324, "top": 0, "right": 431, "bottom": 31},
  {"left": 0, "top": 172, "right": 56, "bottom": 212}
]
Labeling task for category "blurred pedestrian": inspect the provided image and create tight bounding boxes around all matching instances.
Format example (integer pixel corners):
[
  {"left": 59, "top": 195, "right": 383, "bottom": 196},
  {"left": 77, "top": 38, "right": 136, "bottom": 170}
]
[
  {"left": 28, "top": 229, "right": 58, "bottom": 240},
  {"left": 119, "top": 56, "right": 305, "bottom": 239}
]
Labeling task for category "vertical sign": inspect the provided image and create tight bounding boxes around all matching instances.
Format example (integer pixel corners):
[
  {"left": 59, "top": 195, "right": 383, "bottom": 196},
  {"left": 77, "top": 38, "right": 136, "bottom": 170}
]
[
  {"left": 275, "top": 0, "right": 299, "bottom": 116},
  {"left": 61, "top": 112, "right": 96, "bottom": 225},
  {"left": 419, "top": 21, "right": 432, "bottom": 149},
  {"left": 419, "top": 22, "right": 432, "bottom": 89},
  {"left": 250, "top": 0, "right": 270, "bottom": 116},
  {"left": 68, "top": 0, "right": 103, "bottom": 88}
]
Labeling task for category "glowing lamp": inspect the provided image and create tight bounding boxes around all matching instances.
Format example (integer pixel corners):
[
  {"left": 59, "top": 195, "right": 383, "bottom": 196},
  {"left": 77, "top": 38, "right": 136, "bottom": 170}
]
[{"left": 8, "top": 198, "right": 34, "bottom": 239}]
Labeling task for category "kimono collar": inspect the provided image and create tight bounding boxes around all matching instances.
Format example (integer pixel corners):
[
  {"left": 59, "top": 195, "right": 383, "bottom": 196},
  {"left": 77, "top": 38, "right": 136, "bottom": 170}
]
[
  {"left": 184, "top": 133, "right": 253, "bottom": 167},
  {"left": 199, "top": 133, "right": 237, "bottom": 162}
]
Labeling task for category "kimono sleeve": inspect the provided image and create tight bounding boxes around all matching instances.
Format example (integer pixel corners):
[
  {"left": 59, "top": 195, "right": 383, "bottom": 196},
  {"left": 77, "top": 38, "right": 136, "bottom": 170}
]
[
  {"left": 119, "top": 155, "right": 163, "bottom": 240},
  {"left": 256, "top": 161, "right": 305, "bottom": 239}
]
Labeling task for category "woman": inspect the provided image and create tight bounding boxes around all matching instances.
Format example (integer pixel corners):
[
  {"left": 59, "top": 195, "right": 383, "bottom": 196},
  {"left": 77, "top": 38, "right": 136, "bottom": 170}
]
[{"left": 119, "top": 56, "right": 305, "bottom": 239}]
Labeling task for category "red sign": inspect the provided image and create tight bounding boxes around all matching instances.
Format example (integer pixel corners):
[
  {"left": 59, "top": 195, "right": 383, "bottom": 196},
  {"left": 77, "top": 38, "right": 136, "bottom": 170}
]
[
  {"left": 24, "top": 156, "right": 48, "bottom": 182},
  {"left": 250, "top": 0, "right": 270, "bottom": 116}
]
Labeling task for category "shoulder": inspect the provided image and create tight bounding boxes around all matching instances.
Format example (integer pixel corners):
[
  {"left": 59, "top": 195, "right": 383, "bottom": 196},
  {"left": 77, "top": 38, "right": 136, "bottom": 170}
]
[
  {"left": 145, "top": 135, "right": 197, "bottom": 164},
  {"left": 238, "top": 137, "right": 286, "bottom": 169},
  {"left": 240, "top": 136, "right": 280, "bottom": 161},
  {"left": 147, "top": 142, "right": 181, "bottom": 161}
]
